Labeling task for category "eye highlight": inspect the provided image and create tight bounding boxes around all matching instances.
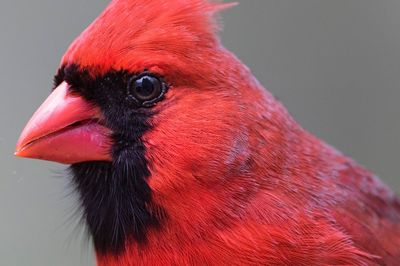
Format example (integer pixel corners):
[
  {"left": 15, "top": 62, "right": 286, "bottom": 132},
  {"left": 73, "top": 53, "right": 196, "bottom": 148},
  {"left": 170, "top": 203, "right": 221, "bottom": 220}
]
[{"left": 127, "top": 72, "right": 168, "bottom": 107}]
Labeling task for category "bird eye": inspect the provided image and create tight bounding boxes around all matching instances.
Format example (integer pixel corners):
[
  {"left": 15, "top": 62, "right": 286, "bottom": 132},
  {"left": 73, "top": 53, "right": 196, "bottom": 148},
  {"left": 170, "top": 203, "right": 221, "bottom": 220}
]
[{"left": 127, "top": 73, "right": 167, "bottom": 107}]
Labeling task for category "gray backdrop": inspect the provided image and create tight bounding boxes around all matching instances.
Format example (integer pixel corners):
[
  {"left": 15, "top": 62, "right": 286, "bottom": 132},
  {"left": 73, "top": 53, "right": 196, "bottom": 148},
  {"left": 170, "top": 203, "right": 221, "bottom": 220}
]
[{"left": 1, "top": 1, "right": 399, "bottom": 265}]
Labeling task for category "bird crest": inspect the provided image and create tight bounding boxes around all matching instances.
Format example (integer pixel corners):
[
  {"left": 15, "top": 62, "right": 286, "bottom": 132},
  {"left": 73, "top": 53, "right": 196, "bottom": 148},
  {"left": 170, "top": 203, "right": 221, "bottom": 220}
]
[{"left": 62, "top": 0, "right": 237, "bottom": 75}]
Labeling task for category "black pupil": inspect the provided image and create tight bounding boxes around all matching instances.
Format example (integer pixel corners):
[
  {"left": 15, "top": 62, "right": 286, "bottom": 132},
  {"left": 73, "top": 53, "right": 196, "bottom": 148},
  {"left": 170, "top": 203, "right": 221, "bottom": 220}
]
[{"left": 134, "top": 76, "right": 160, "bottom": 101}]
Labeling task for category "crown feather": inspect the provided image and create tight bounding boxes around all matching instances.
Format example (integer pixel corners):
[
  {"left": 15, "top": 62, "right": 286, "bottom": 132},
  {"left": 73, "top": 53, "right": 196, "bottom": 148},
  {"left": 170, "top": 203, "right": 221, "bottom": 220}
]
[{"left": 61, "top": 0, "right": 237, "bottom": 75}]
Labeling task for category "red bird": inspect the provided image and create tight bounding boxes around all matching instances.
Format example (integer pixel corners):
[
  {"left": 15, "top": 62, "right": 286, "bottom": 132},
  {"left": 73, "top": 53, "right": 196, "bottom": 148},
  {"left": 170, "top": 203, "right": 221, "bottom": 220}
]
[{"left": 16, "top": 0, "right": 400, "bottom": 265}]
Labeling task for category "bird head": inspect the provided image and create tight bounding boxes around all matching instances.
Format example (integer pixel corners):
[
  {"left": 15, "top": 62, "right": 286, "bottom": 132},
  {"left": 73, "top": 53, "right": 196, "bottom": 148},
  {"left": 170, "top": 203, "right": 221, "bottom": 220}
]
[{"left": 15, "top": 0, "right": 293, "bottom": 256}]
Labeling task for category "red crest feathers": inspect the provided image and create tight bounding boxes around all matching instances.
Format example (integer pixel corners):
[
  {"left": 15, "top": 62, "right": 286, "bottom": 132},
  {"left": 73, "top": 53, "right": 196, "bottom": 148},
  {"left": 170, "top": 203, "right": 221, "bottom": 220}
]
[{"left": 61, "top": 0, "right": 236, "bottom": 76}]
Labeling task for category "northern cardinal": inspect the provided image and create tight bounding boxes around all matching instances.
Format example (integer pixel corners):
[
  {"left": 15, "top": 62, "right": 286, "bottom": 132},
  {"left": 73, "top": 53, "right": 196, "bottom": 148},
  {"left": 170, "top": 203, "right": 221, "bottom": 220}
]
[{"left": 15, "top": 0, "right": 400, "bottom": 265}]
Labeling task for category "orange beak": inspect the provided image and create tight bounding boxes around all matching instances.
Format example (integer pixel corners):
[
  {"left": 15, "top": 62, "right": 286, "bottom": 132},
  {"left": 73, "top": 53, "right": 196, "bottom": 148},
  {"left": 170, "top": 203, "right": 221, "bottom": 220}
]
[{"left": 15, "top": 82, "right": 113, "bottom": 164}]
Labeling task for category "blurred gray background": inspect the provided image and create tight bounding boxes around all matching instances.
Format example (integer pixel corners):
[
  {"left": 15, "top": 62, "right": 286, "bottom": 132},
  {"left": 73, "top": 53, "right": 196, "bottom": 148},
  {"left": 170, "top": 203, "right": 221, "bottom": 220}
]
[{"left": 1, "top": 0, "right": 399, "bottom": 265}]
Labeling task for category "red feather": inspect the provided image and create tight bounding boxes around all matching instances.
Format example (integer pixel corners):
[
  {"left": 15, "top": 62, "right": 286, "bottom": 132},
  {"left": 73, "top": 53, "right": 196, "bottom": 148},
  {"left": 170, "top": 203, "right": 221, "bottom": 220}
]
[{"left": 59, "top": 0, "right": 400, "bottom": 264}]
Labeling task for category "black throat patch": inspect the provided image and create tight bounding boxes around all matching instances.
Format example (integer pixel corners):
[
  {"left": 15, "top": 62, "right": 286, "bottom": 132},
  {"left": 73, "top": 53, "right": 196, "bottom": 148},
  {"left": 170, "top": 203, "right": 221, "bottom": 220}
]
[{"left": 55, "top": 64, "right": 165, "bottom": 254}]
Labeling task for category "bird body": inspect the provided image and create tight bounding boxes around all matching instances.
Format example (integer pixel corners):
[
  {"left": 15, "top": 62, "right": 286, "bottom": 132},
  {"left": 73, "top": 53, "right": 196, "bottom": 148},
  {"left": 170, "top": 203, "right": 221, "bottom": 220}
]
[{"left": 16, "top": 0, "right": 400, "bottom": 265}]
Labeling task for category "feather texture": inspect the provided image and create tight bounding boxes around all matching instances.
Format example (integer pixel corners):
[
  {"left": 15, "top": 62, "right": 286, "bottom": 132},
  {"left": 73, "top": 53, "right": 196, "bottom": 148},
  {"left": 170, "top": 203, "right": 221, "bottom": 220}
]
[{"left": 52, "top": 0, "right": 400, "bottom": 265}]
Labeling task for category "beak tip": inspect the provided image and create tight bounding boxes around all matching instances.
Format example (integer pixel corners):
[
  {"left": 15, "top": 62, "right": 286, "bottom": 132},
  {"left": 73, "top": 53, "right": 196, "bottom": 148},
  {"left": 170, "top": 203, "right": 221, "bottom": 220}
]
[
  {"left": 15, "top": 139, "right": 25, "bottom": 156},
  {"left": 14, "top": 149, "right": 24, "bottom": 158}
]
